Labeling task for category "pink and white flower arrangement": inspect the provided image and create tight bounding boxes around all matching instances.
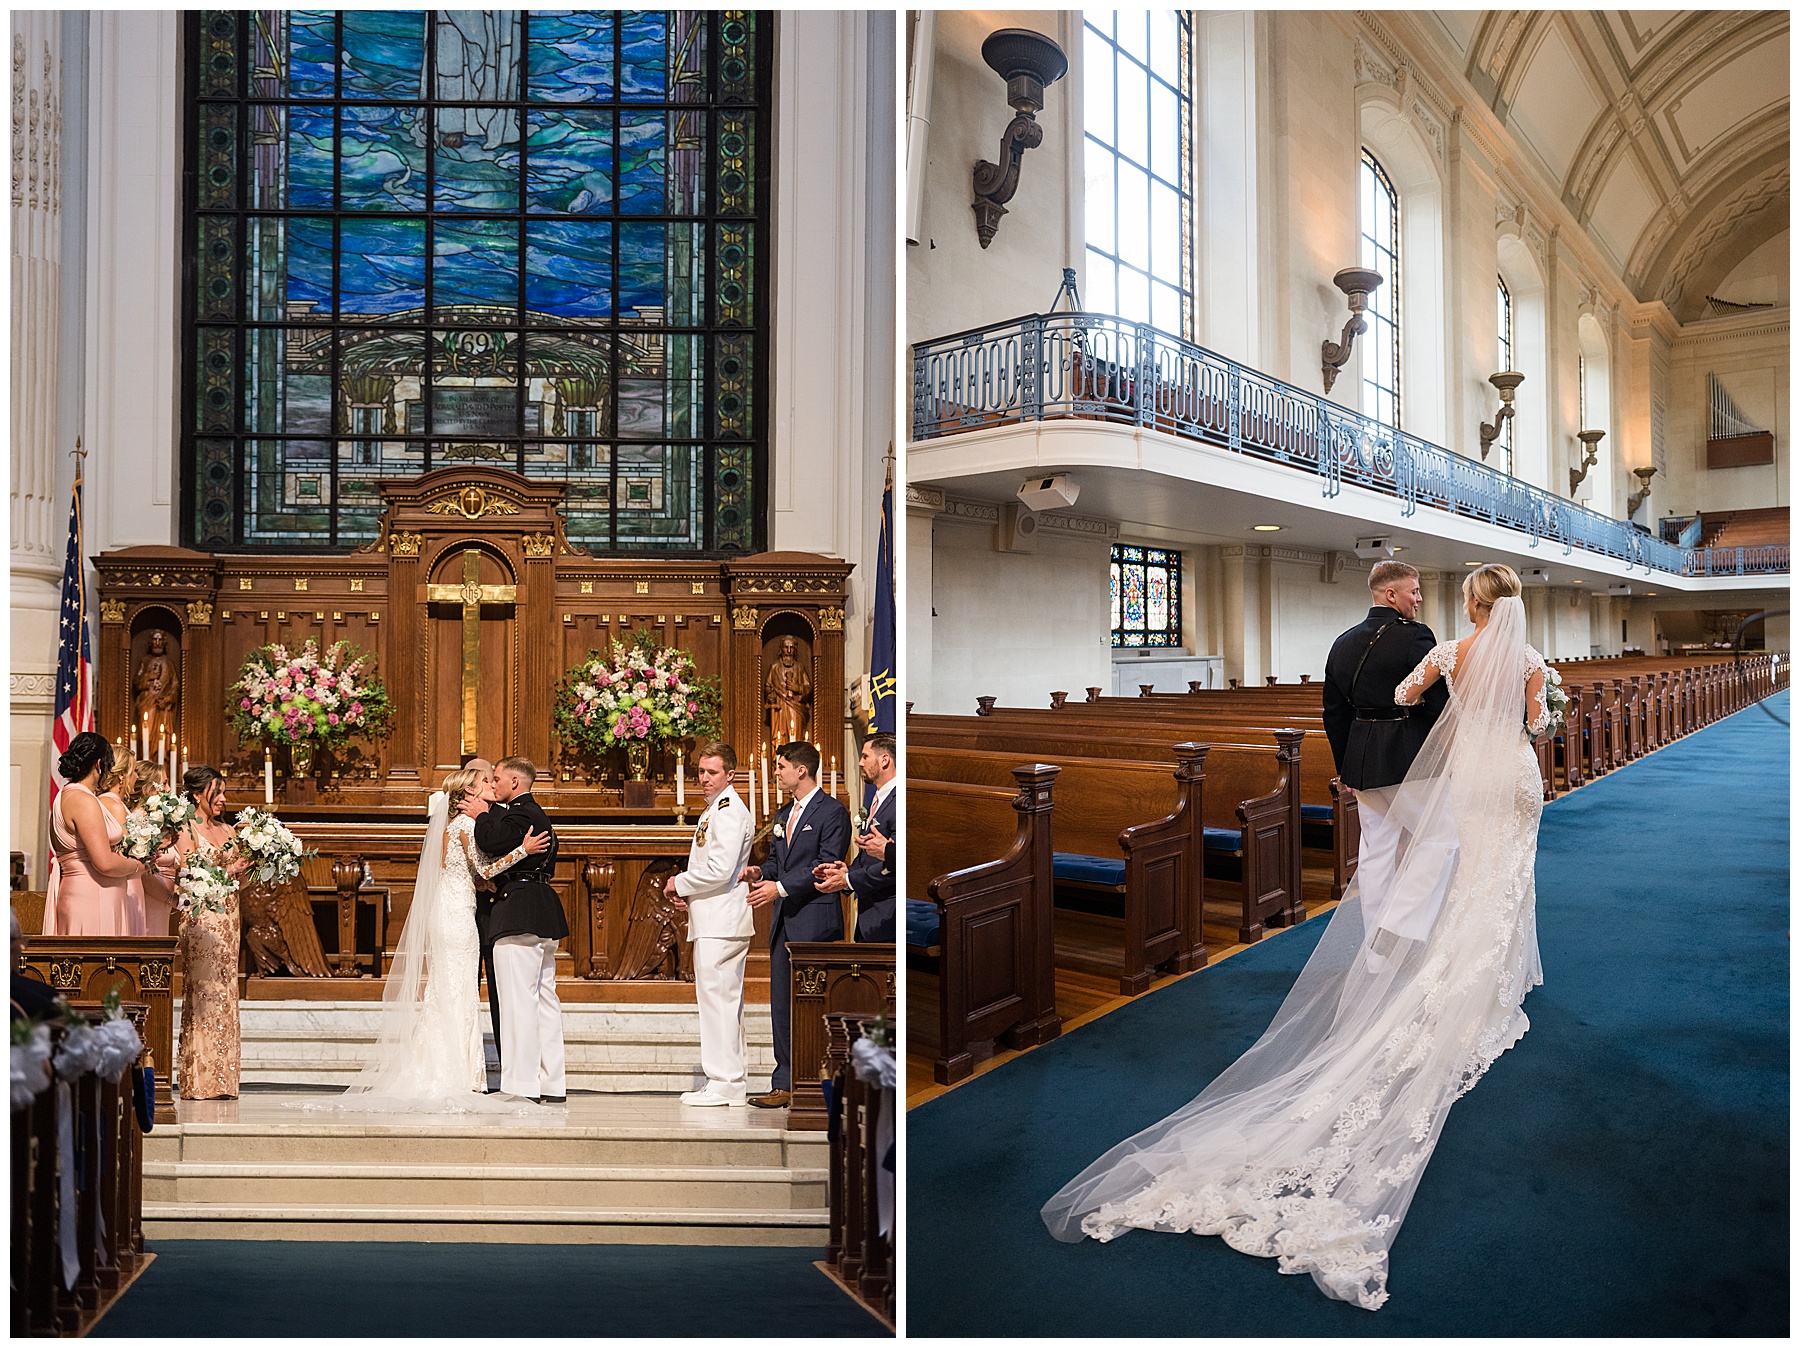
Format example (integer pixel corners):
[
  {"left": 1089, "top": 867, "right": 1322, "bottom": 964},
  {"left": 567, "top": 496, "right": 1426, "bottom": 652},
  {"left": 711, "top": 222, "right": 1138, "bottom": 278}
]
[
  {"left": 555, "top": 628, "right": 721, "bottom": 756},
  {"left": 228, "top": 639, "right": 393, "bottom": 750},
  {"left": 228, "top": 806, "right": 313, "bottom": 886}
]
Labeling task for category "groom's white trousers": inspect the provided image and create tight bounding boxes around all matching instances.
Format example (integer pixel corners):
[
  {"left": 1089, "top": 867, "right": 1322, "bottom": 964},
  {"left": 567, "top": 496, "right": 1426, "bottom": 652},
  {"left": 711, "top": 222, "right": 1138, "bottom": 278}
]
[
  {"left": 1353, "top": 783, "right": 1459, "bottom": 944},
  {"left": 494, "top": 934, "right": 566, "bottom": 1099},
  {"left": 693, "top": 935, "right": 751, "bottom": 1101}
]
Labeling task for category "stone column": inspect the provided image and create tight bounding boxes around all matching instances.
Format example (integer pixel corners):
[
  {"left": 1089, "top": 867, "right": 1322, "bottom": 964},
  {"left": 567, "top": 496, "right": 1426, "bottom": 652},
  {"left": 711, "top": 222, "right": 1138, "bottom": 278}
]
[{"left": 11, "top": 12, "right": 64, "bottom": 887}]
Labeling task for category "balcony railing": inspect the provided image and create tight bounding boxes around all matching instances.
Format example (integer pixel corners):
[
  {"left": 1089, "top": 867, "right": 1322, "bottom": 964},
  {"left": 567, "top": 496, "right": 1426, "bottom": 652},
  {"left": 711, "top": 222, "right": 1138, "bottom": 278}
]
[{"left": 912, "top": 312, "right": 1788, "bottom": 579}]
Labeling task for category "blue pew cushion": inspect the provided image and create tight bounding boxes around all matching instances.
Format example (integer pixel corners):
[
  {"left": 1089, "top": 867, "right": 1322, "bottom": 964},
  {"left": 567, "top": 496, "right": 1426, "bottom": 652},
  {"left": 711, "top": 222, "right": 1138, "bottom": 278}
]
[
  {"left": 1053, "top": 852, "right": 1126, "bottom": 887},
  {"left": 906, "top": 899, "right": 941, "bottom": 948},
  {"left": 1300, "top": 803, "right": 1335, "bottom": 823},
  {"left": 1203, "top": 827, "right": 1243, "bottom": 853}
]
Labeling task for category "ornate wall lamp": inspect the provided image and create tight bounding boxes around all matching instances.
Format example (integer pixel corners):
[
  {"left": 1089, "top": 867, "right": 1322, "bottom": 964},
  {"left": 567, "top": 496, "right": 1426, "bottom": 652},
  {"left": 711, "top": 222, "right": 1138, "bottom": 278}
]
[
  {"left": 1568, "top": 428, "right": 1604, "bottom": 496},
  {"left": 1477, "top": 371, "right": 1525, "bottom": 461},
  {"left": 971, "top": 28, "right": 1068, "bottom": 250},
  {"left": 1320, "top": 267, "right": 1385, "bottom": 393},
  {"left": 1627, "top": 465, "right": 1658, "bottom": 517}
]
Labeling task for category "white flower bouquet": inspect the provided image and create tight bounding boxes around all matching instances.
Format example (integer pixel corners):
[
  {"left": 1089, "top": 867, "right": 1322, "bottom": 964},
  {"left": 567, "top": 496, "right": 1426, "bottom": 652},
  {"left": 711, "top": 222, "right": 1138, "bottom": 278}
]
[
  {"left": 1543, "top": 664, "right": 1569, "bottom": 734},
  {"left": 120, "top": 790, "right": 197, "bottom": 862},
  {"left": 230, "top": 806, "right": 312, "bottom": 886},
  {"left": 176, "top": 856, "right": 236, "bottom": 916}
]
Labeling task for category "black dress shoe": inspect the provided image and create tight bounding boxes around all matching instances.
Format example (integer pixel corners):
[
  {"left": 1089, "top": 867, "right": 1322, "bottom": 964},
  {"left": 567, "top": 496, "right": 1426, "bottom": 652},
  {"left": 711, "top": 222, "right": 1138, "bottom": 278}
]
[{"left": 541, "top": 1095, "right": 566, "bottom": 1104}]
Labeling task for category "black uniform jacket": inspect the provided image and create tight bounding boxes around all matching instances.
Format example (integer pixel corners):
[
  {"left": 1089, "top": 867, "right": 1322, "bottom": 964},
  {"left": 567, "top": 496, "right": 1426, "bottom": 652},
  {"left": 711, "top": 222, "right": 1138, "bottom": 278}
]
[
  {"left": 849, "top": 783, "right": 897, "bottom": 943},
  {"left": 474, "top": 792, "right": 569, "bottom": 943},
  {"left": 1322, "top": 606, "right": 1448, "bottom": 790}
]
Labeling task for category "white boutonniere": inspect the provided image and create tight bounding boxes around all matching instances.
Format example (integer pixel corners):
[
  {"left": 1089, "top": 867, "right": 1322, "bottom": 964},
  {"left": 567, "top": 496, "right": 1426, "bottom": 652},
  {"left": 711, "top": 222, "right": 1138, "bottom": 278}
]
[{"left": 773, "top": 823, "right": 785, "bottom": 840}]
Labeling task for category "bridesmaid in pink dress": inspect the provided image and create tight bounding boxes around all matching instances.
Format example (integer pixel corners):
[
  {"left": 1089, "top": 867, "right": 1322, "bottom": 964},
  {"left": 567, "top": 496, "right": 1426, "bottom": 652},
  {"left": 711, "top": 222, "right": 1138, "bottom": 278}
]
[
  {"left": 42, "top": 734, "right": 151, "bottom": 936},
  {"left": 97, "top": 750, "right": 146, "bottom": 935},
  {"left": 126, "top": 764, "right": 176, "bottom": 937}
]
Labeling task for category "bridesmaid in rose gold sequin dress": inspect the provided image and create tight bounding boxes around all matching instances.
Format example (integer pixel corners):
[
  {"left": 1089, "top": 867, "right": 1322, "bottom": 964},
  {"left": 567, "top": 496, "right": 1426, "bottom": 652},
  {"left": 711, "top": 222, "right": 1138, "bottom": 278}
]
[{"left": 160, "top": 766, "right": 247, "bottom": 1101}]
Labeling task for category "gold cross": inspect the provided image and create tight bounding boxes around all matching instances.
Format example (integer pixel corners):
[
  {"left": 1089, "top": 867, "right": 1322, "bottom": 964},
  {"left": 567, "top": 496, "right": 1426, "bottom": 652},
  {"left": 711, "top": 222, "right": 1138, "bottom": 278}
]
[{"left": 426, "top": 549, "right": 517, "bottom": 755}]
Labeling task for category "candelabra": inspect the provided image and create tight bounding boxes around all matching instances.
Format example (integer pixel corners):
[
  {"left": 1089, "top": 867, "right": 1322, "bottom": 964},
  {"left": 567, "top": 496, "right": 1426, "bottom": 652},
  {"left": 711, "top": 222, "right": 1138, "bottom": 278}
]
[
  {"left": 1627, "top": 465, "right": 1658, "bottom": 518},
  {"left": 970, "top": 29, "right": 1068, "bottom": 249}
]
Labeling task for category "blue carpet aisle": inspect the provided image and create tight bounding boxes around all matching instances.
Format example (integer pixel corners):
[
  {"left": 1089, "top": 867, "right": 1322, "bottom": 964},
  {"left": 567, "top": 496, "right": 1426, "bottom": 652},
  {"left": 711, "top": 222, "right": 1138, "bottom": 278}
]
[
  {"left": 909, "top": 693, "right": 1789, "bottom": 1337},
  {"left": 93, "top": 1243, "right": 885, "bottom": 1337}
]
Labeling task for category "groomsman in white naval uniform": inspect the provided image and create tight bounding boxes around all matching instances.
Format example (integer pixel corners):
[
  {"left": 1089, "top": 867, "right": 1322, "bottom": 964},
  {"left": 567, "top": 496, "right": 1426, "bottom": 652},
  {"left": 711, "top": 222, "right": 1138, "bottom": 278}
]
[{"left": 664, "top": 741, "right": 756, "bottom": 1106}]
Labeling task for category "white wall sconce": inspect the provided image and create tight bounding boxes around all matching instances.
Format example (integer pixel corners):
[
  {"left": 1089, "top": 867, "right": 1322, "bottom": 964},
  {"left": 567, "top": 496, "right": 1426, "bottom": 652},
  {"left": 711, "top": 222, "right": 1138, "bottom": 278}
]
[
  {"left": 970, "top": 29, "right": 1068, "bottom": 250},
  {"left": 1320, "top": 268, "right": 1384, "bottom": 393},
  {"left": 1569, "top": 429, "right": 1604, "bottom": 496},
  {"left": 1627, "top": 465, "right": 1658, "bottom": 518},
  {"left": 1477, "top": 371, "right": 1525, "bottom": 461}
]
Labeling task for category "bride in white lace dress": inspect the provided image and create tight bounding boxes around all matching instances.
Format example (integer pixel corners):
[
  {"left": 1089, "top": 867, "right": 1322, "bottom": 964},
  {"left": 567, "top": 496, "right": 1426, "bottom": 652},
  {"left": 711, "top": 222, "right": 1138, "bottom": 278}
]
[
  {"left": 1043, "top": 564, "right": 1553, "bottom": 1310},
  {"left": 320, "top": 766, "right": 549, "bottom": 1113}
]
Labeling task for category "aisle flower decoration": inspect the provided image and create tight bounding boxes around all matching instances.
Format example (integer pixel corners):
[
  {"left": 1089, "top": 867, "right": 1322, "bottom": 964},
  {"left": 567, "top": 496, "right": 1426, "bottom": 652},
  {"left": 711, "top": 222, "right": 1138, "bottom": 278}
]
[
  {"left": 554, "top": 628, "right": 722, "bottom": 758},
  {"left": 228, "top": 639, "right": 393, "bottom": 753},
  {"left": 175, "top": 857, "right": 236, "bottom": 916},
  {"left": 228, "top": 807, "right": 314, "bottom": 887}
]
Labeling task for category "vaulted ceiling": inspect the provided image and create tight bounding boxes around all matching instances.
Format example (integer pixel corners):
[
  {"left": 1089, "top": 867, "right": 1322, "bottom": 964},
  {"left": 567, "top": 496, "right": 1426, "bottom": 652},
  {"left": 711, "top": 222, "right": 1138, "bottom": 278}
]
[{"left": 1427, "top": 10, "right": 1787, "bottom": 322}]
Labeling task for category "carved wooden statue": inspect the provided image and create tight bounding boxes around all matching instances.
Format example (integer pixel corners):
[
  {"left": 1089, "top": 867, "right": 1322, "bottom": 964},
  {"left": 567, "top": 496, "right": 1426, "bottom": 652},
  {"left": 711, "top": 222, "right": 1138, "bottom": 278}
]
[
  {"left": 240, "top": 877, "right": 331, "bottom": 978},
  {"left": 765, "top": 634, "right": 812, "bottom": 745},
  {"left": 133, "top": 631, "right": 179, "bottom": 739},
  {"left": 611, "top": 861, "right": 693, "bottom": 982}
]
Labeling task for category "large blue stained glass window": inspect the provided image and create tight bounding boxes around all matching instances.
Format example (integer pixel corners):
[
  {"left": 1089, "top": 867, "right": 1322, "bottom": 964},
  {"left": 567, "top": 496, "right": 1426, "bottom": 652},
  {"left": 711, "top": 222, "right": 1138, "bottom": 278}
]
[
  {"left": 184, "top": 10, "right": 765, "bottom": 553},
  {"left": 1110, "top": 543, "right": 1181, "bottom": 648}
]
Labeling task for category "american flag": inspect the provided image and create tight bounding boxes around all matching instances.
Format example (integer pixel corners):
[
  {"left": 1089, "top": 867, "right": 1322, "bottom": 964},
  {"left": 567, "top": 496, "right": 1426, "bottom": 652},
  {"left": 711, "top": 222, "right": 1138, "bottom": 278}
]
[{"left": 50, "top": 469, "right": 94, "bottom": 817}]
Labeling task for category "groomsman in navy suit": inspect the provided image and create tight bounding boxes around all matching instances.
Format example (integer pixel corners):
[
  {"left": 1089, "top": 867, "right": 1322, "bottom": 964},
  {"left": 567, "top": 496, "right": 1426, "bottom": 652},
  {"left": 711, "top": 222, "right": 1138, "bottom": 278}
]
[
  {"left": 742, "top": 741, "right": 850, "bottom": 1109},
  {"left": 816, "top": 732, "right": 896, "bottom": 943}
]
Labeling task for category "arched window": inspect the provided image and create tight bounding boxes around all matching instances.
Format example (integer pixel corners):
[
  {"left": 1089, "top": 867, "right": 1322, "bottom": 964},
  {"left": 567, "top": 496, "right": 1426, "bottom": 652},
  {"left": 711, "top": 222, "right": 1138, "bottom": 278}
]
[
  {"left": 1083, "top": 10, "right": 1193, "bottom": 336},
  {"left": 1359, "top": 149, "right": 1401, "bottom": 429},
  {"left": 1496, "top": 276, "right": 1513, "bottom": 473},
  {"left": 182, "top": 10, "right": 768, "bottom": 554}
]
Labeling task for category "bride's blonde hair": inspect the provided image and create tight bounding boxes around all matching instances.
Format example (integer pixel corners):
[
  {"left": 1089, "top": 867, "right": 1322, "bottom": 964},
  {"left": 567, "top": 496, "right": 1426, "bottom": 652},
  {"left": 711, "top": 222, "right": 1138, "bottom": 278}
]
[
  {"left": 442, "top": 767, "right": 484, "bottom": 810},
  {"left": 1462, "top": 563, "right": 1522, "bottom": 612}
]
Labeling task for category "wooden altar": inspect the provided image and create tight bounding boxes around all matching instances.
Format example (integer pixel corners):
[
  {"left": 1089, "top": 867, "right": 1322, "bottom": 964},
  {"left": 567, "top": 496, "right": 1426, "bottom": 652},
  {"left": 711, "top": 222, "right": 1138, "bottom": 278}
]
[{"left": 91, "top": 467, "right": 858, "bottom": 995}]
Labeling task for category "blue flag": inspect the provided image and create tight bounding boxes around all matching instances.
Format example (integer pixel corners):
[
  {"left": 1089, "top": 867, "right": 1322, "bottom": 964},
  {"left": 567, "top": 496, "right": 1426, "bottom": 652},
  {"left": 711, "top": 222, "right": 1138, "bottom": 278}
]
[{"left": 867, "top": 467, "right": 896, "bottom": 737}]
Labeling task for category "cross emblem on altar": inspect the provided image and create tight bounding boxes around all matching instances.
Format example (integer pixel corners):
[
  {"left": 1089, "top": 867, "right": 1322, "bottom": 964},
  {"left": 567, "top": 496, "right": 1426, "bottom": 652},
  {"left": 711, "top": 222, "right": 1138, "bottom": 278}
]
[{"left": 425, "top": 548, "right": 517, "bottom": 756}]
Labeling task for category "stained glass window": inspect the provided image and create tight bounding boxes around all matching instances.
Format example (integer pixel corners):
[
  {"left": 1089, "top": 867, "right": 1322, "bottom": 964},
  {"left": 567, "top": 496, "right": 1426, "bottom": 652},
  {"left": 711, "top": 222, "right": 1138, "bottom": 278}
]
[
  {"left": 1110, "top": 543, "right": 1181, "bottom": 648},
  {"left": 1359, "top": 149, "right": 1400, "bottom": 430},
  {"left": 1083, "top": 11, "right": 1193, "bottom": 337},
  {"left": 184, "top": 11, "right": 767, "bottom": 553}
]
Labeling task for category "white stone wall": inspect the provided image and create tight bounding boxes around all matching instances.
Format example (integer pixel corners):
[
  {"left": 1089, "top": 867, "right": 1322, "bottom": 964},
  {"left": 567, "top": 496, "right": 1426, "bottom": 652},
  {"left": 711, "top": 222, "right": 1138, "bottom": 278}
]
[{"left": 913, "top": 504, "right": 1113, "bottom": 714}]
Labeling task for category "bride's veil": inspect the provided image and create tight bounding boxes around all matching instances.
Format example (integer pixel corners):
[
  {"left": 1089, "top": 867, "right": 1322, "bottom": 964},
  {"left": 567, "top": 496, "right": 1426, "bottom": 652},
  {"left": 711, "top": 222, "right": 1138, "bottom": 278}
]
[
  {"left": 337, "top": 790, "right": 451, "bottom": 1101},
  {"left": 1043, "top": 595, "right": 1542, "bottom": 1309}
]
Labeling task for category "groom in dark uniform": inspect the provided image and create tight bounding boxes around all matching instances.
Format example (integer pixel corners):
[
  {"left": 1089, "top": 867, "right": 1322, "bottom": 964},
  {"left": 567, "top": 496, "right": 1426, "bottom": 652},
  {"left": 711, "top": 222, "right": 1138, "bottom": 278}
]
[
  {"left": 1322, "top": 561, "right": 1451, "bottom": 942},
  {"left": 462, "top": 756, "right": 567, "bottom": 1103},
  {"left": 742, "top": 741, "right": 850, "bottom": 1109}
]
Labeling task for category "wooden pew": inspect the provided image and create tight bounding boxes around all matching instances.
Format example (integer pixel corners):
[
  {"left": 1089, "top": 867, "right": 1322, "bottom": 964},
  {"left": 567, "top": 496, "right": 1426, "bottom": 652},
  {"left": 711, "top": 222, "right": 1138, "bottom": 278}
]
[
  {"left": 908, "top": 765, "right": 1062, "bottom": 1085},
  {"left": 822, "top": 1011, "right": 893, "bottom": 1327},
  {"left": 782, "top": 942, "right": 896, "bottom": 1133},
  {"left": 914, "top": 710, "right": 1356, "bottom": 902},
  {"left": 911, "top": 744, "right": 1209, "bottom": 994}
]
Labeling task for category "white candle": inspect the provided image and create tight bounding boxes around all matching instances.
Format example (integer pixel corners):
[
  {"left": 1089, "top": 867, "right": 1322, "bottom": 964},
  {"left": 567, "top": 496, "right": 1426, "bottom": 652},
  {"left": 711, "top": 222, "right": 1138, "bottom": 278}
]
[
  {"left": 264, "top": 749, "right": 275, "bottom": 805},
  {"left": 746, "top": 766, "right": 757, "bottom": 822},
  {"left": 157, "top": 727, "right": 167, "bottom": 767},
  {"left": 829, "top": 757, "right": 837, "bottom": 800},
  {"left": 180, "top": 749, "right": 189, "bottom": 781},
  {"left": 675, "top": 759, "right": 684, "bottom": 807},
  {"left": 760, "top": 753, "right": 770, "bottom": 807},
  {"left": 141, "top": 714, "right": 150, "bottom": 762}
]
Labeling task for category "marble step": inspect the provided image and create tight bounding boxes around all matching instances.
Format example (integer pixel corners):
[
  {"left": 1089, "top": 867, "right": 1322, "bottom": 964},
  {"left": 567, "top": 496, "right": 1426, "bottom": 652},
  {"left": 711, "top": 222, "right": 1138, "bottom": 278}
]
[
  {"left": 147, "top": 1124, "right": 817, "bottom": 1170},
  {"left": 197, "top": 1000, "right": 775, "bottom": 1091},
  {"left": 144, "top": 1161, "right": 827, "bottom": 1210},
  {"left": 140, "top": 1203, "right": 827, "bottom": 1246}
]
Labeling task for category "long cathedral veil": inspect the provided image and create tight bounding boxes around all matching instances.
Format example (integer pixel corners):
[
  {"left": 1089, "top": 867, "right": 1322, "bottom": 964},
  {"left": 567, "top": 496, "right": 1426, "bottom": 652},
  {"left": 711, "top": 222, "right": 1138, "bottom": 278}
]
[
  {"left": 1043, "top": 596, "right": 1544, "bottom": 1310},
  {"left": 307, "top": 791, "right": 535, "bottom": 1116}
]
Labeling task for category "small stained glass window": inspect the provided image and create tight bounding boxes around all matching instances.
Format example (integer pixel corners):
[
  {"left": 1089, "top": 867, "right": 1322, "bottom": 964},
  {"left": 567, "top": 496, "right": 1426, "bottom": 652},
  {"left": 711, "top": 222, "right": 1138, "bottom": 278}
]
[
  {"left": 184, "top": 10, "right": 767, "bottom": 554},
  {"left": 1111, "top": 543, "right": 1180, "bottom": 648}
]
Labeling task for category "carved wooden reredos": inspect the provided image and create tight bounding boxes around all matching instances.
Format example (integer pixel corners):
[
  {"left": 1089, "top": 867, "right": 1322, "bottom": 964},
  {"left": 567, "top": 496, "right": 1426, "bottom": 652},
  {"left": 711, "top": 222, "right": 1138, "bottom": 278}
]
[{"left": 94, "top": 467, "right": 852, "bottom": 811}]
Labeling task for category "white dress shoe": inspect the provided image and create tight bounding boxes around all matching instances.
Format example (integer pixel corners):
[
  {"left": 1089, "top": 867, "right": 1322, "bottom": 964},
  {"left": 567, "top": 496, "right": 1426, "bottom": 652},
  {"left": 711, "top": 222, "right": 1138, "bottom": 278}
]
[{"left": 679, "top": 1088, "right": 743, "bottom": 1107}]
